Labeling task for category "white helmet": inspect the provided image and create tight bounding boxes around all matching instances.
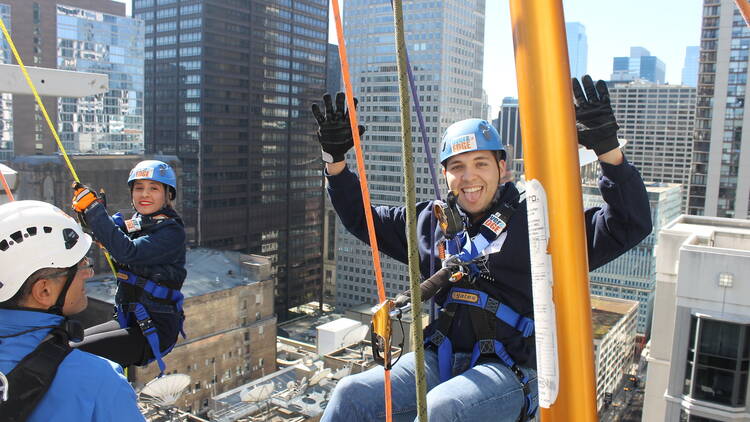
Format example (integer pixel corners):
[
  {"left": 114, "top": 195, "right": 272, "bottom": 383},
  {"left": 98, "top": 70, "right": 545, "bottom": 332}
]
[{"left": 0, "top": 200, "right": 92, "bottom": 303}]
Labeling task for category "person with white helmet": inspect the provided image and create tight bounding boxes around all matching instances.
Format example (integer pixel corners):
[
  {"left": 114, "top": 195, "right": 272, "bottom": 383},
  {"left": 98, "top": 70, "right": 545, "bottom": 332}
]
[
  {"left": 0, "top": 200, "right": 144, "bottom": 421},
  {"left": 70, "top": 159, "right": 187, "bottom": 375},
  {"left": 312, "top": 77, "right": 652, "bottom": 422}
]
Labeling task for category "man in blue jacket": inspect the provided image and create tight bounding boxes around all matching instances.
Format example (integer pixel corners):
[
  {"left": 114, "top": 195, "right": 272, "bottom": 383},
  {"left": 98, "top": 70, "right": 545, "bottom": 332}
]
[
  {"left": 0, "top": 200, "right": 145, "bottom": 421},
  {"left": 313, "top": 76, "right": 652, "bottom": 421}
]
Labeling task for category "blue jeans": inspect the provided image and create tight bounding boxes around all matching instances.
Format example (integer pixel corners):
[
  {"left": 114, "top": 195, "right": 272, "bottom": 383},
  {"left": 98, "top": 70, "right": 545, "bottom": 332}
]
[{"left": 322, "top": 349, "right": 537, "bottom": 422}]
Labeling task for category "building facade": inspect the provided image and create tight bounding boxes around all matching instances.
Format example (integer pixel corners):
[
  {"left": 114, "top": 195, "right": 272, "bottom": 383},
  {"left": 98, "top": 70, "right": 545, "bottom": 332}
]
[
  {"left": 566, "top": 21, "right": 587, "bottom": 80},
  {"left": 0, "top": 0, "right": 142, "bottom": 157},
  {"left": 608, "top": 81, "right": 696, "bottom": 210},
  {"left": 611, "top": 47, "right": 666, "bottom": 84},
  {"left": 334, "top": 0, "right": 486, "bottom": 309},
  {"left": 134, "top": 0, "right": 327, "bottom": 319},
  {"left": 86, "top": 251, "right": 278, "bottom": 417},
  {"left": 584, "top": 182, "right": 682, "bottom": 333},
  {"left": 495, "top": 96, "right": 523, "bottom": 180},
  {"left": 688, "top": 0, "right": 750, "bottom": 219},
  {"left": 0, "top": 4, "right": 12, "bottom": 161},
  {"left": 643, "top": 215, "right": 750, "bottom": 421},
  {"left": 326, "top": 42, "right": 341, "bottom": 95},
  {"left": 591, "top": 296, "right": 638, "bottom": 412},
  {"left": 682, "top": 45, "right": 699, "bottom": 87}
]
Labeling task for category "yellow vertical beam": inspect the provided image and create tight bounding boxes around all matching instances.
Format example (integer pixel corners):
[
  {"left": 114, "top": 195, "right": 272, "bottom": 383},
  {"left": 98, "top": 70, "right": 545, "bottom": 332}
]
[{"left": 508, "top": 1, "right": 597, "bottom": 420}]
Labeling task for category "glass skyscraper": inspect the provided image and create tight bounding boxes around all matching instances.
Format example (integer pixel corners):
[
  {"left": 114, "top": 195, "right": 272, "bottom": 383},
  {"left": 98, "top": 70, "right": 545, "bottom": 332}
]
[
  {"left": 681, "top": 46, "right": 699, "bottom": 87},
  {"left": 566, "top": 22, "right": 587, "bottom": 80},
  {"left": 134, "top": 0, "right": 327, "bottom": 320},
  {"left": 0, "top": 3, "right": 12, "bottom": 161},
  {"left": 0, "top": 1, "right": 138, "bottom": 157},
  {"left": 611, "top": 47, "right": 666, "bottom": 84},
  {"left": 334, "top": 0, "right": 485, "bottom": 309},
  {"left": 689, "top": 0, "right": 750, "bottom": 219},
  {"left": 56, "top": 5, "right": 144, "bottom": 154}
]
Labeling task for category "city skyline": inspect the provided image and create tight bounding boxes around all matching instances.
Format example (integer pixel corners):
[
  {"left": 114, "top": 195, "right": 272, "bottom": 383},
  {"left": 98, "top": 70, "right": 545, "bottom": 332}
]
[{"left": 324, "top": 0, "right": 703, "bottom": 115}]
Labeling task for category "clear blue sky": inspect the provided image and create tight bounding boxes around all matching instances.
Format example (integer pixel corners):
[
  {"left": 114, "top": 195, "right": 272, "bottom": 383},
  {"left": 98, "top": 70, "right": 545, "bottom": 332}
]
[
  {"left": 327, "top": 0, "right": 704, "bottom": 116},
  {"left": 121, "top": 0, "right": 703, "bottom": 116}
]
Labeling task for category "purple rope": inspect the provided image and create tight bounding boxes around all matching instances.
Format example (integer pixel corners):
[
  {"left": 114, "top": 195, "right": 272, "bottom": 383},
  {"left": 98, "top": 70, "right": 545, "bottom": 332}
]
[{"left": 389, "top": 0, "right": 442, "bottom": 322}]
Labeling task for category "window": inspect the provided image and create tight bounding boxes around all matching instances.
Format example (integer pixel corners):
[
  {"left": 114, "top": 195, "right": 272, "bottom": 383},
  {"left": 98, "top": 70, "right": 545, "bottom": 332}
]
[{"left": 683, "top": 316, "right": 749, "bottom": 407}]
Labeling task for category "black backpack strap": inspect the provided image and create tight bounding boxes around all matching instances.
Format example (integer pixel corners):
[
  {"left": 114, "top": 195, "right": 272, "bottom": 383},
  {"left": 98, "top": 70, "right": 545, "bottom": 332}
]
[{"left": 0, "top": 326, "right": 73, "bottom": 422}]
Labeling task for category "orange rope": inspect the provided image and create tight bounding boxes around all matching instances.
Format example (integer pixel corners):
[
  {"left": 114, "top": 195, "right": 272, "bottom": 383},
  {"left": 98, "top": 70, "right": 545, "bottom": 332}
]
[
  {"left": 0, "top": 167, "right": 14, "bottom": 201},
  {"left": 735, "top": 0, "right": 750, "bottom": 27},
  {"left": 330, "top": 1, "right": 392, "bottom": 420}
]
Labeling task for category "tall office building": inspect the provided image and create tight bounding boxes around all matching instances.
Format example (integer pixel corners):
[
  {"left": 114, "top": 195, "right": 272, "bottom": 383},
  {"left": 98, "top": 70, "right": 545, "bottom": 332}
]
[
  {"left": 583, "top": 182, "right": 682, "bottom": 333},
  {"left": 591, "top": 296, "right": 638, "bottom": 412},
  {"left": 0, "top": 4, "right": 11, "bottom": 161},
  {"left": 566, "top": 22, "right": 587, "bottom": 80},
  {"left": 688, "top": 0, "right": 750, "bottom": 219},
  {"left": 643, "top": 215, "right": 750, "bottom": 421},
  {"left": 134, "top": 0, "right": 327, "bottom": 320},
  {"left": 0, "top": 1, "right": 143, "bottom": 157},
  {"left": 334, "top": 0, "right": 485, "bottom": 309},
  {"left": 323, "top": 43, "right": 341, "bottom": 305},
  {"left": 681, "top": 45, "right": 699, "bottom": 87},
  {"left": 611, "top": 47, "right": 666, "bottom": 84},
  {"left": 608, "top": 81, "right": 696, "bottom": 210},
  {"left": 495, "top": 97, "right": 523, "bottom": 179},
  {"left": 326, "top": 43, "right": 341, "bottom": 95}
]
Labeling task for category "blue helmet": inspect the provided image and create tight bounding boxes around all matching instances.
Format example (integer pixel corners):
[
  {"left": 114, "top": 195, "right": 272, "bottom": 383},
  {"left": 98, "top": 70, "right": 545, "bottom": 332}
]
[
  {"left": 127, "top": 160, "right": 177, "bottom": 199},
  {"left": 439, "top": 119, "right": 505, "bottom": 166}
]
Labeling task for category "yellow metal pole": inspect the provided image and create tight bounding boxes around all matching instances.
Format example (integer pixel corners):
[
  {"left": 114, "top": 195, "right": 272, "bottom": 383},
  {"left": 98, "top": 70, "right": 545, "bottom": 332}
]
[{"left": 509, "top": 0, "right": 597, "bottom": 420}]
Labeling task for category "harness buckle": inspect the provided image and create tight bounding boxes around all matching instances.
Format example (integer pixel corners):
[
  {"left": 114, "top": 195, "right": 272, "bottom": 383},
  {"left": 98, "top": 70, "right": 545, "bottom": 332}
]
[{"left": 137, "top": 317, "right": 155, "bottom": 333}]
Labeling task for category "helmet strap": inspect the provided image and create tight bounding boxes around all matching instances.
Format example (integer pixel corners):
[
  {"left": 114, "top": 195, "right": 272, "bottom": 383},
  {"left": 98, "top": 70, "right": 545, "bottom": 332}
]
[{"left": 47, "top": 266, "right": 78, "bottom": 316}]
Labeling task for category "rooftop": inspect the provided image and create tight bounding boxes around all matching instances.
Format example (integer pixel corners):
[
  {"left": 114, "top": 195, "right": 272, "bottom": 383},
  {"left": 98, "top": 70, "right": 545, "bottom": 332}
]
[
  {"left": 666, "top": 215, "right": 750, "bottom": 252},
  {"left": 210, "top": 363, "right": 339, "bottom": 422},
  {"left": 591, "top": 296, "right": 638, "bottom": 340},
  {"left": 277, "top": 313, "right": 342, "bottom": 344},
  {"left": 86, "top": 248, "right": 269, "bottom": 304}
]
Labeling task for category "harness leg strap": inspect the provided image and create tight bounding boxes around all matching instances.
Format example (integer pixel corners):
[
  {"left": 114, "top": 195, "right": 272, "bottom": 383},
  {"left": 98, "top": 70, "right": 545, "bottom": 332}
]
[{"left": 130, "top": 303, "right": 166, "bottom": 375}]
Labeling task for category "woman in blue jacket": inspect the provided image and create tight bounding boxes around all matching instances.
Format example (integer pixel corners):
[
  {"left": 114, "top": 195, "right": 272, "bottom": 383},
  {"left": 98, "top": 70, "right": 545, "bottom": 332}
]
[{"left": 71, "top": 160, "right": 187, "bottom": 374}]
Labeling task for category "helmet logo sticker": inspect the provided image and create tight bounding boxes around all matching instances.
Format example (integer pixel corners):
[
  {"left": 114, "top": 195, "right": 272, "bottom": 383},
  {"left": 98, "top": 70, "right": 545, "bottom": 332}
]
[
  {"left": 133, "top": 168, "right": 155, "bottom": 179},
  {"left": 449, "top": 133, "right": 477, "bottom": 155}
]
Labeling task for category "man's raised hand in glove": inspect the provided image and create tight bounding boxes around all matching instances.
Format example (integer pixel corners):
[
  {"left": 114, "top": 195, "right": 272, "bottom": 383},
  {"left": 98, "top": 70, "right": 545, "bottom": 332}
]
[
  {"left": 311, "top": 92, "right": 365, "bottom": 174},
  {"left": 573, "top": 75, "right": 623, "bottom": 164}
]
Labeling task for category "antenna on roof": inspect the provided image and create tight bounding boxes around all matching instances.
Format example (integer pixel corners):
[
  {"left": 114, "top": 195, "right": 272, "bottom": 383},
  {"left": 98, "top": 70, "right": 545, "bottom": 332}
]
[
  {"left": 139, "top": 373, "right": 191, "bottom": 407},
  {"left": 240, "top": 382, "right": 274, "bottom": 419}
]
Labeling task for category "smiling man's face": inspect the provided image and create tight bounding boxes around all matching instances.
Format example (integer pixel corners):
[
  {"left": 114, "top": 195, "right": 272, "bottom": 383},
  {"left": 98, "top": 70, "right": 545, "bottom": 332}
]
[{"left": 443, "top": 150, "right": 506, "bottom": 218}]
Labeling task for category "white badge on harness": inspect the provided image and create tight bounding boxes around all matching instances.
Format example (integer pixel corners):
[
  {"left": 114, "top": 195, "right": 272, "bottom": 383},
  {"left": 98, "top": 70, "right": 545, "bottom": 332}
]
[
  {"left": 124, "top": 217, "right": 142, "bottom": 233},
  {"left": 526, "top": 179, "right": 559, "bottom": 408}
]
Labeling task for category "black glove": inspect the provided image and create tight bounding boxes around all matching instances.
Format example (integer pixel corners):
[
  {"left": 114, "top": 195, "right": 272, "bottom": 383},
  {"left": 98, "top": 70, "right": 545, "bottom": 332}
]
[
  {"left": 311, "top": 92, "right": 365, "bottom": 163},
  {"left": 572, "top": 75, "right": 620, "bottom": 156}
]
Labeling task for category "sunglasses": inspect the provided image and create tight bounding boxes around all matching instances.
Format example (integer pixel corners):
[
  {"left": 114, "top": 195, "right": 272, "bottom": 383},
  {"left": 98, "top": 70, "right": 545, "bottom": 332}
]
[{"left": 43, "top": 257, "right": 93, "bottom": 280}]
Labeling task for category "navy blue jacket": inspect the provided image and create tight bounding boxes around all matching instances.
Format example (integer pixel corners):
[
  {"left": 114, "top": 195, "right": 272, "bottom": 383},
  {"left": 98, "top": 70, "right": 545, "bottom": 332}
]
[
  {"left": 327, "top": 158, "right": 652, "bottom": 368},
  {"left": 84, "top": 202, "right": 187, "bottom": 347}
]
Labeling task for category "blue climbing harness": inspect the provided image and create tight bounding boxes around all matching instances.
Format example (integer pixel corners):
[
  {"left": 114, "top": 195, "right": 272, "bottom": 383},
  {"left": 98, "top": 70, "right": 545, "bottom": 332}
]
[
  {"left": 426, "top": 198, "right": 537, "bottom": 421},
  {"left": 115, "top": 270, "right": 185, "bottom": 375}
]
